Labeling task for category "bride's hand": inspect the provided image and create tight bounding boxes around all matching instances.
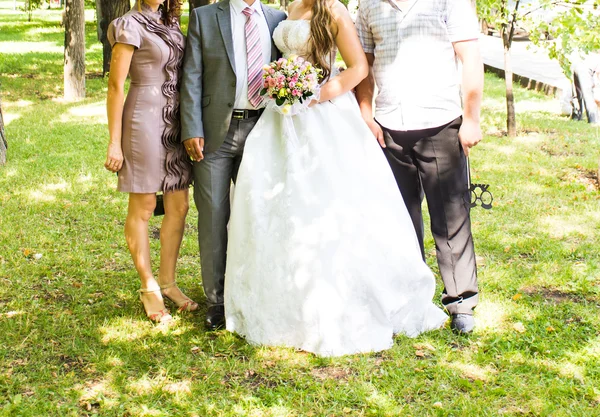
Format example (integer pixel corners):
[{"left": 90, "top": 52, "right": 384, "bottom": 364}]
[
  {"left": 308, "top": 98, "right": 319, "bottom": 108},
  {"left": 365, "top": 118, "right": 385, "bottom": 148}
]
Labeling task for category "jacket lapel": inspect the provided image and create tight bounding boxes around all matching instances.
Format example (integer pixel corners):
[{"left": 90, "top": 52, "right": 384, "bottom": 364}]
[
  {"left": 261, "top": 3, "right": 281, "bottom": 62},
  {"left": 217, "top": 1, "right": 236, "bottom": 74}
]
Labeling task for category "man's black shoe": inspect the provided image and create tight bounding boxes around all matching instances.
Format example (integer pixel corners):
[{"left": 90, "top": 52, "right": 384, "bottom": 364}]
[
  {"left": 450, "top": 313, "right": 475, "bottom": 334},
  {"left": 205, "top": 305, "right": 225, "bottom": 331}
]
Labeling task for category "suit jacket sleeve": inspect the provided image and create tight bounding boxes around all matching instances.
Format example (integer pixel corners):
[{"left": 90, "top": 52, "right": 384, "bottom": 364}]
[{"left": 180, "top": 9, "right": 204, "bottom": 141}]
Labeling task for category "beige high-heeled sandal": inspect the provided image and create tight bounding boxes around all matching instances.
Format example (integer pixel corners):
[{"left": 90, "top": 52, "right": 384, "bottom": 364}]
[
  {"left": 139, "top": 288, "right": 173, "bottom": 323},
  {"left": 159, "top": 282, "right": 199, "bottom": 312}
]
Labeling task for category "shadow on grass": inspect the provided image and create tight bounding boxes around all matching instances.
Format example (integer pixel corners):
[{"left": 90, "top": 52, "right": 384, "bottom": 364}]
[{"left": 0, "top": 93, "right": 599, "bottom": 416}]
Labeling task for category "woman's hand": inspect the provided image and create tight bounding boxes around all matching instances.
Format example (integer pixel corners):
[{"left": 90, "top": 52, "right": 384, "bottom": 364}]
[
  {"left": 105, "top": 142, "right": 124, "bottom": 173},
  {"left": 364, "top": 117, "right": 385, "bottom": 148}
]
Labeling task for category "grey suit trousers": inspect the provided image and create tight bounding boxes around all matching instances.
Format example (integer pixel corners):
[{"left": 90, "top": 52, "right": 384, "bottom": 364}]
[
  {"left": 193, "top": 115, "right": 260, "bottom": 306},
  {"left": 381, "top": 117, "right": 478, "bottom": 315}
]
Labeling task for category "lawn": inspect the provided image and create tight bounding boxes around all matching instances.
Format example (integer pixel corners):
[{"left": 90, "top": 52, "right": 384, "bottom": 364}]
[{"left": 1, "top": 4, "right": 600, "bottom": 417}]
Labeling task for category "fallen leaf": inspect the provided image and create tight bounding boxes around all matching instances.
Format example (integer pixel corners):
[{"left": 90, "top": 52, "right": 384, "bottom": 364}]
[
  {"left": 72, "top": 282, "right": 83, "bottom": 288},
  {"left": 512, "top": 293, "right": 523, "bottom": 301},
  {"left": 190, "top": 346, "right": 201, "bottom": 354},
  {"left": 415, "top": 350, "right": 426, "bottom": 358},
  {"left": 504, "top": 246, "right": 511, "bottom": 252},
  {"left": 513, "top": 322, "right": 526, "bottom": 333},
  {"left": 546, "top": 326, "right": 555, "bottom": 332},
  {"left": 413, "top": 343, "right": 436, "bottom": 352},
  {"left": 433, "top": 402, "right": 443, "bottom": 408}
]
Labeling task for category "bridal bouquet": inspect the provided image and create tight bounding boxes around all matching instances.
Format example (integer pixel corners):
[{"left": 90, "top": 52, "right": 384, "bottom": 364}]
[{"left": 261, "top": 55, "right": 323, "bottom": 116}]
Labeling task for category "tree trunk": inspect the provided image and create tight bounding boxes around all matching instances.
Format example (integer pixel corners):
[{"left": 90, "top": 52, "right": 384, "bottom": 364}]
[
  {"left": 0, "top": 99, "right": 6, "bottom": 166},
  {"left": 64, "top": 0, "right": 86, "bottom": 101},
  {"left": 96, "top": 0, "right": 130, "bottom": 76},
  {"left": 502, "top": 31, "right": 517, "bottom": 137}
]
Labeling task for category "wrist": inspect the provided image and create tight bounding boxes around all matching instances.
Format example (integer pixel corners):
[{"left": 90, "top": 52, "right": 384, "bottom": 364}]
[
  {"left": 360, "top": 110, "right": 374, "bottom": 122},
  {"left": 462, "top": 115, "right": 480, "bottom": 124}
]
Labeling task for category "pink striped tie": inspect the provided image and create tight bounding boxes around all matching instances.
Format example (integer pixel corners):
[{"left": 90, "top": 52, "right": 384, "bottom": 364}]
[{"left": 243, "top": 7, "right": 264, "bottom": 108}]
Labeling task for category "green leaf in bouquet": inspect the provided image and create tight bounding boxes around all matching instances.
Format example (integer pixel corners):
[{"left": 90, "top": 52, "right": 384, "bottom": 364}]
[
  {"left": 260, "top": 88, "right": 268, "bottom": 96},
  {"left": 276, "top": 97, "right": 286, "bottom": 106}
]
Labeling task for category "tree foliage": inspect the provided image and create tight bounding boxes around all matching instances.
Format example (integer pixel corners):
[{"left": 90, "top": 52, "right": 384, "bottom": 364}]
[
  {"left": 21, "top": 0, "right": 43, "bottom": 21},
  {"left": 528, "top": 0, "right": 600, "bottom": 76}
]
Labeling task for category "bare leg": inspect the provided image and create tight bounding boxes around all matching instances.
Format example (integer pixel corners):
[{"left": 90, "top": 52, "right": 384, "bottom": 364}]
[
  {"left": 124, "top": 193, "right": 170, "bottom": 320},
  {"left": 159, "top": 189, "right": 198, "bottom": 311}
]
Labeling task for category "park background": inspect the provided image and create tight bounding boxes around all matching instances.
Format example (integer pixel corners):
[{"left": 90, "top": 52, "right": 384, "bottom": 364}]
[{"left": 0, "top": 0, "right": 599, "bottom": 416}]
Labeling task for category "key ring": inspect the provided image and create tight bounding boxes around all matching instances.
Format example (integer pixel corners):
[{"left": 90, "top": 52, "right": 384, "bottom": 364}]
[{"left": 467, "top": 158, "right": 493, "bottom": 210}]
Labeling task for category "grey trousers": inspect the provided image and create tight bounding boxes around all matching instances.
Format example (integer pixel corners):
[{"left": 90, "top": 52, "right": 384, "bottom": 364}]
[
  {"left": 381, "top": 117, "right": 478, "bottom": 315},
  {"left": 192, "top": 115, "right": 260, "bottom": 307},
  {"left": 573, "top": 62, "right": 600, "bottom": 124}
]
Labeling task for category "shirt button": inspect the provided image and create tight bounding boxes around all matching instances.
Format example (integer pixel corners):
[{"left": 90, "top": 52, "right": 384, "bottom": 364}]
[
  {"left": 231, "top": 82, "right": 236, "bottom": 87},
  {"left": 227, "top": 103, "right": 233, "bottom": 108}
]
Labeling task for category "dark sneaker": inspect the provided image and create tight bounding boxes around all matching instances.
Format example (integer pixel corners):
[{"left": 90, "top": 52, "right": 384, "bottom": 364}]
[{"left": 451, "top": 314, "right": 475, "bottom": 334}]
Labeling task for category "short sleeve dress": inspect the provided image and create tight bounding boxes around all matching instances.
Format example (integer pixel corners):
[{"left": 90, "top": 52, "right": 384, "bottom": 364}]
[{"left": 107, "top": 3, "right": 192, "bottom": 193}]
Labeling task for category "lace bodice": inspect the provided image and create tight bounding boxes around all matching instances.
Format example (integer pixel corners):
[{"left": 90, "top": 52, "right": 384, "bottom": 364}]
[
  {"left": 273, "top": 20, "right": 336, "bottom": 67},
  {"left": 273, "top": 20, "right": 311, "bottom": 58}
]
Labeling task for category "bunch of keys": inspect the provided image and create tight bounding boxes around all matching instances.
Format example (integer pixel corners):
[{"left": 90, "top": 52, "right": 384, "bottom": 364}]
[{"left": 467, "top": 158, "right": 493, "bottom": 210}]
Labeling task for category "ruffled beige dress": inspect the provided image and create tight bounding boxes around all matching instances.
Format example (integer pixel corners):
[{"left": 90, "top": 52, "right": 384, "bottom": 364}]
[{"left": 108, "top": 4, "right": 192, "bottom": 193}]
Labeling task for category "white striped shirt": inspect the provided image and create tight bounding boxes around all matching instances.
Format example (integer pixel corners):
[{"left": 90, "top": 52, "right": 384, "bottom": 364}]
[{"left": 356, "top": 0, "right": 480, "bottom": 130}]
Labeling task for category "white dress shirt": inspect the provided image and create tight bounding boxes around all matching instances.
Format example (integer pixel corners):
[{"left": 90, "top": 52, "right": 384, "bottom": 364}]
[
  {"left": 230, "top": 0, "right": 272, "bottom": 110},
  {"left": 356, "top": 0, "right": 480, "bottom": 131}
]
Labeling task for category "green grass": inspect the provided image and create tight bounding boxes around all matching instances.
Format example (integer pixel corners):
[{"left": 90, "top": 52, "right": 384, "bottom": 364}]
[{"left": 1, "top": 5, "right": 600, "bottom": 417}]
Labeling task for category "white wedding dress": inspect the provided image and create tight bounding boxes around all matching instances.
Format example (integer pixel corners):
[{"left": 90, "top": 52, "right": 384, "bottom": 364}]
[{"left": 224, "top": 20, "right": 448, "bottom": 357}]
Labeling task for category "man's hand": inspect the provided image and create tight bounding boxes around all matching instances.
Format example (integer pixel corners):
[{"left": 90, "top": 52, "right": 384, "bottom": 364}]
[
  {"left": 458, "top": 118, "right": 482, "bottom": 157},
  {"left": 364, "top": 118, "right": 385, "bottom": 148},
  {"left": 184, "top": 137, "right": 205, "bottom": 162}
]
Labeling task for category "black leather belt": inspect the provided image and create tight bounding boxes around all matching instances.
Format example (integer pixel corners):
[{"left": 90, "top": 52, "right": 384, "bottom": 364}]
[{"left": 232, "top": 109, "right": 264, "bottom": 120}]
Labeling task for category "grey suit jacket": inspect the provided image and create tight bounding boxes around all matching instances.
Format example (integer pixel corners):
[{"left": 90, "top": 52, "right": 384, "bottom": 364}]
[{"left": 180, "top": 1, "right": 287, "bottom": 152}]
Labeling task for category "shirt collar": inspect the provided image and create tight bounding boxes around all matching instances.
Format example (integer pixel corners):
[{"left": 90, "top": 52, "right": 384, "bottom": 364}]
[{"left": 230, "top": 0, "right": 264, "bottom": 17}]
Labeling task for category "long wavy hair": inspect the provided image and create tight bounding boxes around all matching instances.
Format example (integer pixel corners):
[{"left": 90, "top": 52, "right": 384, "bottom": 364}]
[
  {"left": 308, "top": 0, "right": 337, "bottom": 80},
  {"left": 139, "top": 0, "right": 183, "bottom": 26}
]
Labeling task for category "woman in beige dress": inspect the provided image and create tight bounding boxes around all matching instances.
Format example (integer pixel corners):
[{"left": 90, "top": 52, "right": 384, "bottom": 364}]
[{"left": 105, "top": 0, "right": 197, "bottom": 323}]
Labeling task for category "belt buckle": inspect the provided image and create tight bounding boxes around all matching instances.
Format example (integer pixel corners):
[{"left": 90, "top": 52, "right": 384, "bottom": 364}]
[{"left": 232, "top": 110, "right": 244, "bottom": 120}]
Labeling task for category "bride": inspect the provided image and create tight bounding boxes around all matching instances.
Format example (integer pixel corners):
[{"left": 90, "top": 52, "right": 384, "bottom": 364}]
[{"left": 224, "top": 0, "right": 448, "bottom": 357}]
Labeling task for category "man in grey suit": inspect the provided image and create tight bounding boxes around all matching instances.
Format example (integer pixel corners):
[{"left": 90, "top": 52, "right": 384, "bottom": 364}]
[{"left": 180, "top": 0, "right": 286, "bottom": 330}]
